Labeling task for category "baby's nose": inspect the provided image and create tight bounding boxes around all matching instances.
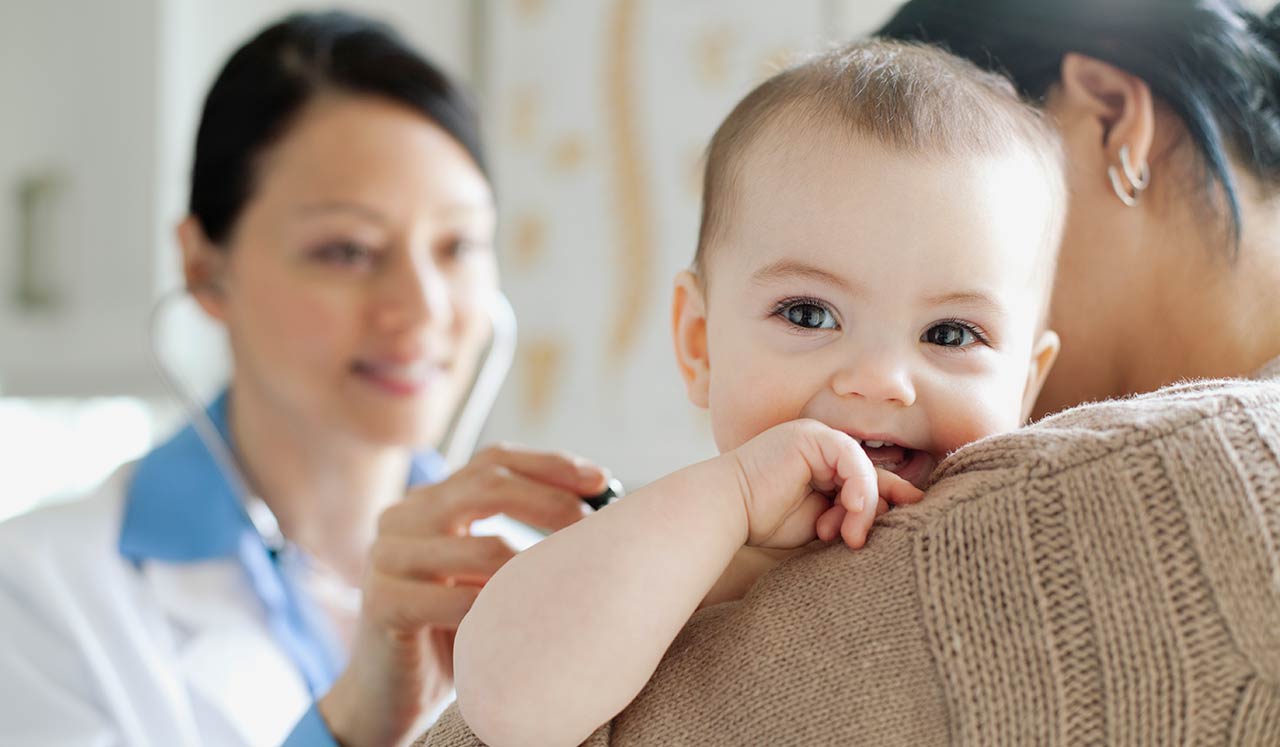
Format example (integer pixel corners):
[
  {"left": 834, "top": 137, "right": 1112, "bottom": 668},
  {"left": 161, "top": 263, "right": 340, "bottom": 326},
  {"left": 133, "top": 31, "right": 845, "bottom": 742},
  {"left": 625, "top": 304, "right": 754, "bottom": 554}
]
[{"left": 830, "top": 357, "right": 917, "bottom": 406}]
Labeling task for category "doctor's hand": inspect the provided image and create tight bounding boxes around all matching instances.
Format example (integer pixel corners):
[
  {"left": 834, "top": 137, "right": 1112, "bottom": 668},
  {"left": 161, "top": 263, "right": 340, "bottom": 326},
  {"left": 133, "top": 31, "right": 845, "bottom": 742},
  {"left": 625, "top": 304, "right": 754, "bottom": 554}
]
[{"left": 318, "top": 443, "right": 607, "bottom": 747}]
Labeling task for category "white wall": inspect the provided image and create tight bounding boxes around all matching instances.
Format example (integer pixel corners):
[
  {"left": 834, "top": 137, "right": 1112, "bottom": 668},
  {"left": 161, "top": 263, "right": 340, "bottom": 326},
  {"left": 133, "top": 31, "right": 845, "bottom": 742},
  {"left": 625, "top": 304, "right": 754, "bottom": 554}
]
[{"left": 0, "top": 0, "right": 162, "bottom": 395}]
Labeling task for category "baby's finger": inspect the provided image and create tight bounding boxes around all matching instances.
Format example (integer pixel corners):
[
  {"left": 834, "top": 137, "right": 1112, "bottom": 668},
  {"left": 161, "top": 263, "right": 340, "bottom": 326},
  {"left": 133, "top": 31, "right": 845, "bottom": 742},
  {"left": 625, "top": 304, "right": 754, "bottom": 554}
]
[
  {"left": 797, "top": 422, "right": 869, "bottom": 497},
  {"left": 877, "top": 469, "right": 925, "bottom": 506},
  {"left": 839, "top": 493, "right": 877, "bottom": 549},
  {"left": 813, "top": 428, "right": 876, "bottom": 505},
  {"left": 815, "top": 503, "right": 846, "bottom": 542},
  {"left": 836, "top": 471, "right": 879, "bottom": 549}
]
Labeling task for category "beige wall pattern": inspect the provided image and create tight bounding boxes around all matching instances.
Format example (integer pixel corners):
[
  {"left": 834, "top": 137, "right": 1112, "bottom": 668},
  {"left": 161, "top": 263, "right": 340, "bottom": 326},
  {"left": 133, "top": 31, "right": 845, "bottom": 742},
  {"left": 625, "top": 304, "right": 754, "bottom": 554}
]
[{"left": 604, "top": 0, "right": 656, "bottom": 362}]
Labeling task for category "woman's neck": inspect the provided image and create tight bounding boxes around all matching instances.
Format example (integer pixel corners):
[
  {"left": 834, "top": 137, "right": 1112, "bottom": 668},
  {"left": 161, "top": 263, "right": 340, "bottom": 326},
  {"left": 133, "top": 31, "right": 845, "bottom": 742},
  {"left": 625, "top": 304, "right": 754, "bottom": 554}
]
[
  {"left": 226, "top": 382, "right": 412, "bottom": 585},
  {"left": 1124, "top": 195, "right": 1280, "bottom": 393}
]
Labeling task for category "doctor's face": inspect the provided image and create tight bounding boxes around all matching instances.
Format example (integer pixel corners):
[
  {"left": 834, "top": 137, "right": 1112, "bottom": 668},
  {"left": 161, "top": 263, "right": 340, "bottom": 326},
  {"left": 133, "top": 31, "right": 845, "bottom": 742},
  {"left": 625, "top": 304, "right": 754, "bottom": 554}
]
[{"left": 197, "top": 93, "right": 497, "bottom": 448}]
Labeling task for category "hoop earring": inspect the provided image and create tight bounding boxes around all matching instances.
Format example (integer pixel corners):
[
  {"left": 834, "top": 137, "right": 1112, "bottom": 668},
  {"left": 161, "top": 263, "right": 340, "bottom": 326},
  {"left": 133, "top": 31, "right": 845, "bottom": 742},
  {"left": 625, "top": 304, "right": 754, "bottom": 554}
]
[
  {"left": 1120, "top": 144, "right": 1150, "bottom": 190},
  {"left": 1108, "top": 144, "right": 1151, "bottom": 207},
  {"left": 1108, "top": 166, "right": 1139, "bottom": 207}
]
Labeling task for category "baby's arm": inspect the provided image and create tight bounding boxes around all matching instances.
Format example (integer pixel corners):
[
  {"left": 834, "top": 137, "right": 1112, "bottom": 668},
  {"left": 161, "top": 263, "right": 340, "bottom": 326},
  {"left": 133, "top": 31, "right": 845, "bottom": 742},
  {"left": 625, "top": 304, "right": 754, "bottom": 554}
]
[
  {"left": 701, "top": 546, "right": 808, "bottom": 608},
  {"left": 452, "top": 420, "right": 922, "bottom": 747},
  {"left": 453, "top": 455, "right": 748, "bottom": 747}
]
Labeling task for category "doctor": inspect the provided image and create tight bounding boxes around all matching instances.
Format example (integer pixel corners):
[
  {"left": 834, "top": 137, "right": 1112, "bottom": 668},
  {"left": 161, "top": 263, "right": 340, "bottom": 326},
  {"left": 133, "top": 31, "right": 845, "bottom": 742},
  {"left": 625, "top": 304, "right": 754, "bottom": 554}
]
[{"left": 0, "top": 11, "right": 607, "bottom": 747}]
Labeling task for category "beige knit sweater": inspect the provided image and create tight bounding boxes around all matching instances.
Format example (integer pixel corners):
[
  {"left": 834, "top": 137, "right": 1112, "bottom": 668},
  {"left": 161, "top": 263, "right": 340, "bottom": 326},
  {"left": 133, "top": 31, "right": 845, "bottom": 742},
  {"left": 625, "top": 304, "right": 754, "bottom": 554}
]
[{"left": 418, "top": 367, "right": 1280, "bottom": 746}]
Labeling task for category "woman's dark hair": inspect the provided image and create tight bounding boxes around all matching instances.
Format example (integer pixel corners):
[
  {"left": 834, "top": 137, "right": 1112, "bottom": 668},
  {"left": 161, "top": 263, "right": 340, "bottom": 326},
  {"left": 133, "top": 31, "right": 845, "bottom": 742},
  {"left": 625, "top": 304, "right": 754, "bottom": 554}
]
[
  {"left": 190, "top": 10, "right": 486, "bottom": 245},
  {"left": 877, "top": 0, "right": 1280, "bottom": 250}
]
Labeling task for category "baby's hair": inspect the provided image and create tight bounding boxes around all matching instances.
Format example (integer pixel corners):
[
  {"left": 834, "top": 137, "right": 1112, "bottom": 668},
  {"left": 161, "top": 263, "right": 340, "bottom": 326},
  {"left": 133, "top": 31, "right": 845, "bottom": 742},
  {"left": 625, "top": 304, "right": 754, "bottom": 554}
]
[{"left": 693, "top": 39, "right": 1066, "bottom": 288}]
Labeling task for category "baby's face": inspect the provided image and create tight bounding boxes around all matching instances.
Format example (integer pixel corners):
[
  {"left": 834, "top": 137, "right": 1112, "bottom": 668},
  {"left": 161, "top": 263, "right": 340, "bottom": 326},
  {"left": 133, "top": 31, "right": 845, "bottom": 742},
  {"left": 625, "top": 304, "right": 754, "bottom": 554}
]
[{"left": 684, "top": 131, "right": 1059, "bottom": 488}]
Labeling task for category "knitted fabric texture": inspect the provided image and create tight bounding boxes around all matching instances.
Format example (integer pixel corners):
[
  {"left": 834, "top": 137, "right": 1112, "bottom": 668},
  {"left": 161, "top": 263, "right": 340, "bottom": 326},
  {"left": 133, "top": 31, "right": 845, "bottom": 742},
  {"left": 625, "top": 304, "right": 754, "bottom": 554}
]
[{"left": 418, "top": 373, "right": 1280, "bottom": 746}]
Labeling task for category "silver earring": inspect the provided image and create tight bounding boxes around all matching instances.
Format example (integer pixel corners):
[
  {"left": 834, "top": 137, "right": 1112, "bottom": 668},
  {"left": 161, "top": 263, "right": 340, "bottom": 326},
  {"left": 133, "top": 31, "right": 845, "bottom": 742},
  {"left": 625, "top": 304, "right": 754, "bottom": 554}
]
[
  {"left": 1120, "top": 144, "right": 1150, "bottom": 190},
  {"left": 1108, "top": 144, "right": 1150, "bottom": 207}
]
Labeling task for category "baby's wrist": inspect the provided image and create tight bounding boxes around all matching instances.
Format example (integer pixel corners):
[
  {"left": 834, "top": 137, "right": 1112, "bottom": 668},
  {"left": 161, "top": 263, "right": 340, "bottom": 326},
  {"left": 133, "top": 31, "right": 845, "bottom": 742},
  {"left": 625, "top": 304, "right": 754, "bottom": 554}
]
[{"left": 707, "top": 452, "right": 753, "bottom": 546}]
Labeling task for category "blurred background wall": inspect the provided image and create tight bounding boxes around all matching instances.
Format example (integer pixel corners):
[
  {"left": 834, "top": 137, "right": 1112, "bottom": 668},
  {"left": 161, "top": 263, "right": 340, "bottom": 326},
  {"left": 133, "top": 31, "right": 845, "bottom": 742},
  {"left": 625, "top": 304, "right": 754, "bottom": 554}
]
[
  {"left": 5, "top": 1, "right": 1267, "bottom": 519},
  {"left": 0, "top": 0, "right": 480, "bottom": 518}
]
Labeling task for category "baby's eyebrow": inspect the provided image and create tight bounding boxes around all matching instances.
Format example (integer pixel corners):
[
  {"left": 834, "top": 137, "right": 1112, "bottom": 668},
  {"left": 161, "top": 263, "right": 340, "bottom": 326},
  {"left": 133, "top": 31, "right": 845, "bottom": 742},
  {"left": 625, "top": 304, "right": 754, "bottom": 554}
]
[
  {"left": 750, "top": 259, "right": 860, "bottom": 293},
  {"left": 924, "top": 290, "right": 1006, "bottom": 315}
]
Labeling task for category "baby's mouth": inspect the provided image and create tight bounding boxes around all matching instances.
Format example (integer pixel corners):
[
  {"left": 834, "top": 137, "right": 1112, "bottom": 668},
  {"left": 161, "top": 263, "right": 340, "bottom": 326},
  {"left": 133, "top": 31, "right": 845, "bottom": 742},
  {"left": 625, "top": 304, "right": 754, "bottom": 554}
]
[
  {"left": 857, "top": 439, "right": 911, "bottom": 471},
  {"left": 852, "top": 438, "right": 936, "bottom": 489}
]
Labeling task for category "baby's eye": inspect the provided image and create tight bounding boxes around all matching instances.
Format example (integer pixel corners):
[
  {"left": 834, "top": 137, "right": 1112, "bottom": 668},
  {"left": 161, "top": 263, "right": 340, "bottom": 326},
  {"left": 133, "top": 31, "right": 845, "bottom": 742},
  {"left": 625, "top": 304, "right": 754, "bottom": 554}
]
[
  {"left": 922, "top": 321, "right": 984, "bottom": 348},
  {"left": 782, "top": 301, "right": 838, "bottom": 330}
]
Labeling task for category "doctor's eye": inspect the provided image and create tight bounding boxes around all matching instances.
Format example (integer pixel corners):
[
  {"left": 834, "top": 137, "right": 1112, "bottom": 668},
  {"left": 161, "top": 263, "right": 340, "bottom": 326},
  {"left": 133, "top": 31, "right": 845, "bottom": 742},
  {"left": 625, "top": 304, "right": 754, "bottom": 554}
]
[
  {"left": 313, "top": 240, "right": 377, "bottom": 268},
  {"left": 437, "top": 235, "right": 490, "bottom": 262},
  {"left": 773, "top": 298, "right": 839, "bottom": 330},
  {"left": 922, "top": 320, "right": 988, "bottom": 348}
]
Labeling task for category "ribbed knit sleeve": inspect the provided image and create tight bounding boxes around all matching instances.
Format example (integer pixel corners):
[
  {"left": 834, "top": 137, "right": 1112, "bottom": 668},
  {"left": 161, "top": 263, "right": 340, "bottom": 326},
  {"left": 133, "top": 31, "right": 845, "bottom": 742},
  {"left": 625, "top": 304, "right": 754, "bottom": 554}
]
[
  {"left": 417, "top": 375, "right": 1280, "bottom": 746},
  {"left": 913, "top": 376, "right": 1280, "bottom": 744}
]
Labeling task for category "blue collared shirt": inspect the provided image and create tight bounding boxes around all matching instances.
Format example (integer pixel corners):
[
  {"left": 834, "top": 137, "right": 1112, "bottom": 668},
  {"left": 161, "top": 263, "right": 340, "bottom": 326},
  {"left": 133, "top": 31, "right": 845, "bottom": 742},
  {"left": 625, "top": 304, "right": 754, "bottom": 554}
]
[{"left": 119, "top": 390, "right": 446, "bottom": 746}]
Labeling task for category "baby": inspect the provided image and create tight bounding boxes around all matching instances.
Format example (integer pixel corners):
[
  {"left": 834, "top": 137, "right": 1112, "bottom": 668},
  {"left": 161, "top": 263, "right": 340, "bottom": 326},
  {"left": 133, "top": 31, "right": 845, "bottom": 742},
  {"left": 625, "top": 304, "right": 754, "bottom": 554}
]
[{"left": 455, "top": 39, "right": 1066, "bottom": 746}]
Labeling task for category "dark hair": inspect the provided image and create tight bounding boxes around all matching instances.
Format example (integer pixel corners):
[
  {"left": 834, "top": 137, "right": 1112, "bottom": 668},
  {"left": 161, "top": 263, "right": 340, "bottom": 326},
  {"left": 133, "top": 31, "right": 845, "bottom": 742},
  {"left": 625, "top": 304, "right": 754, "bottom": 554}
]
[
  {"left": 695, "top": 39, "right": 1065, "bottom": 275},
  {"left": 877, "top": 0, "right": 1280, "bottom": 251},
  {"left": 189, "top": 10, "right": 487, "bottom": 244}
]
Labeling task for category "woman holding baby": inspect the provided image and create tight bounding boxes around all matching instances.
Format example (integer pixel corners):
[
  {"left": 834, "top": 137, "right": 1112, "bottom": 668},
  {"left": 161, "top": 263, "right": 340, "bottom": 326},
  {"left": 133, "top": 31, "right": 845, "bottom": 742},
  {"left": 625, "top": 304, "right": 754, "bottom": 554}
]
[{"left": 425, "top": 1, "right": 1280, "bottom": 744}]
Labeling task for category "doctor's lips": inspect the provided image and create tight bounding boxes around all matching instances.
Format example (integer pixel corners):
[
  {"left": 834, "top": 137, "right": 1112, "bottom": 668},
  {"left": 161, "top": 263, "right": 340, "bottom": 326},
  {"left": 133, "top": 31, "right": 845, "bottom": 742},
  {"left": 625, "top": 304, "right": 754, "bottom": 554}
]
[{"left": 352, "top": 357, "right": 449, "bottom": 396}]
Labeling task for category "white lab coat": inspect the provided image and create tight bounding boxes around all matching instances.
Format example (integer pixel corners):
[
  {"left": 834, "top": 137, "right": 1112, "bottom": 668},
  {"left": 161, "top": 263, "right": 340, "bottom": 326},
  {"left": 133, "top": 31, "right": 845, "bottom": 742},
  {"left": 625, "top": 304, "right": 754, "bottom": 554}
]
[{"left": 0, "top": 464, "right": 314, "bottom": 746}]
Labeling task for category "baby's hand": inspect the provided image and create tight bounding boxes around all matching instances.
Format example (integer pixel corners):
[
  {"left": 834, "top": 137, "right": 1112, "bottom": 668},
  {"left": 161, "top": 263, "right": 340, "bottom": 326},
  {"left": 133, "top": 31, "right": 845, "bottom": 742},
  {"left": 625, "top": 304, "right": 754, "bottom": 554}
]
[{"left": 724, "top": 419, "right": 924, "bottom": 550}]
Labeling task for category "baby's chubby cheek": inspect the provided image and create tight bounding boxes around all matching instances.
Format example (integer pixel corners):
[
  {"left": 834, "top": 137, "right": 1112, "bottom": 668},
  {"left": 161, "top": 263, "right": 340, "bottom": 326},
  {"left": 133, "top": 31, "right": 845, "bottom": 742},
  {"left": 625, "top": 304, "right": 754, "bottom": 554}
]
[
  {"left": 707, "top": 376, "right": 806, "bottom": 453},
  {"left": 930, "top": 387, "right": 1027, "bottom": 456}
]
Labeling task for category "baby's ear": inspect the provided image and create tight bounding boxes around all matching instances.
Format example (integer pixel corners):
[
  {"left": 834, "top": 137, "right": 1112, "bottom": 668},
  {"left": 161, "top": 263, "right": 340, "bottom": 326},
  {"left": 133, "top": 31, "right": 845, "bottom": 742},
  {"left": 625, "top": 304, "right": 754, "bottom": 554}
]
[
  {"left": 671, "top": 270, "right": 711, "bottom": 408},
  {"left": 1021, "top": 329, "right": 1061, "bottom": 421}
]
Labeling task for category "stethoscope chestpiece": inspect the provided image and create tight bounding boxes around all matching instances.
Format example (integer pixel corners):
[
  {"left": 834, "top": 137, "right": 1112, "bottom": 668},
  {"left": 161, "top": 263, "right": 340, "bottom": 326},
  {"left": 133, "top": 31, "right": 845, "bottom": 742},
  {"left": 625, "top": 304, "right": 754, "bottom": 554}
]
[{"left": 582, "top": 477, "right": 626, "bottom": 511}]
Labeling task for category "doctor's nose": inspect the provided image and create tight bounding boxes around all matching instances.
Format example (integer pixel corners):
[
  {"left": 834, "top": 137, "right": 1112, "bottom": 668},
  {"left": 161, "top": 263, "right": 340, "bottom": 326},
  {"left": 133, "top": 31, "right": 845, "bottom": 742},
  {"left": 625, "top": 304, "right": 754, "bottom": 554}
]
[
  {"left": 831, "top": 354, "right": 917, "bottom": 407},
  {"left": 372, "top": 253, "right": 454, "bottom": 334}
]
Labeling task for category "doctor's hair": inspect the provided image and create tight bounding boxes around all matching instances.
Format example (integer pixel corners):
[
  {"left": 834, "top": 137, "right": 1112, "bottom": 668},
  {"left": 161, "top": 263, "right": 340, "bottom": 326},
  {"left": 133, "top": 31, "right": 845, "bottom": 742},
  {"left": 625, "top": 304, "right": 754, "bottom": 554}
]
[
  {"left": 188, "top": 10, "right": 486, "bottom": 245},
  {"left": 877, "top": 0, "right": 1280, "bottom": 254},
  {"left": 692, "top": 39, "right": 1065, "bottom": 277}
]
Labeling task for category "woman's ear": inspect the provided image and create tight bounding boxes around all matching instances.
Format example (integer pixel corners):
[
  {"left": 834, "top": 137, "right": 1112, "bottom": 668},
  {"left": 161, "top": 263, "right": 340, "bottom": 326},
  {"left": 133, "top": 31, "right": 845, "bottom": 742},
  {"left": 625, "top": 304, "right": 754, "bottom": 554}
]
[
  {"left": 1021, "top": 329, "right": 1061, "bottom": 421},
  {"left": 1056, "top": 53, "right": 1156, "bottom": 188},
  {"left": 176, "top": 215, "right": 230, "bottom": 321},
  {"left": 671, "top": 269, "right": 711, "bottom": 409}
]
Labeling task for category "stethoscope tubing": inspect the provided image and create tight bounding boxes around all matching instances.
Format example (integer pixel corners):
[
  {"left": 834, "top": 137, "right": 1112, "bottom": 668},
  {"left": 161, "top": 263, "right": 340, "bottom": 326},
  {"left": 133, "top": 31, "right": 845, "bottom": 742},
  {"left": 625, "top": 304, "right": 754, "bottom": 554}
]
[{"left": 146, "top": 287, "right": 519, "bottom": 556}]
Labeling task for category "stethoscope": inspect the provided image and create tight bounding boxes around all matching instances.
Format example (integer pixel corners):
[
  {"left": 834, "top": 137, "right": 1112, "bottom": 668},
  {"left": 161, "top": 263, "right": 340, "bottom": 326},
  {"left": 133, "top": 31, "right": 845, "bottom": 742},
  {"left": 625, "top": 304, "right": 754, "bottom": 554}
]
[{"left": 146, "top": 287, "right": 621, "bottom": 610}]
